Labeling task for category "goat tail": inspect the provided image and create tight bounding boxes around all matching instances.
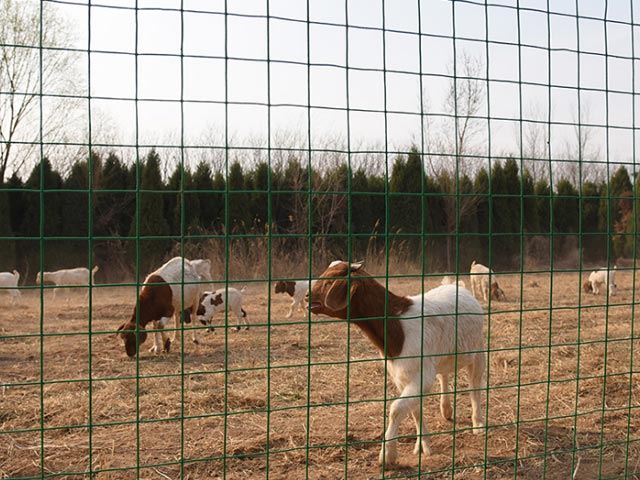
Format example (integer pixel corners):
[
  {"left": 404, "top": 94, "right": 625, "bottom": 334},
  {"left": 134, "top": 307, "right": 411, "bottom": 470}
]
[
  {"left": 471, "top": 260, "right": 476, "bottom": 268},
  {"left": 12, "top": 270, "right": 19, "bottom": 279},
  {"left": 240, "top": 285, "right": 247, "bottom": 293},
  {"left": 92, "top": 265, "right": 100, "bottom": 273}
]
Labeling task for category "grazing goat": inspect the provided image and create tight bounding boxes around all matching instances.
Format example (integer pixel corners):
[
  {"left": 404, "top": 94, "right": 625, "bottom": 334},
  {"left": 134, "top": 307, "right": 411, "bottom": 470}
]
[
  {"left": 0, "top": 270, "right": 20, "bottom": 304},
  {"left": 586, "top": 267, "right": 617, "bottom": 296},
  {"left": 190, "top": 258, "right": 213, "bottom": 283},
  {"left": 117, "top": 257, "right": 201, "bottom": 357},
  {"left": 469, "top": 260, "right": 506, "bottom": 302},
  {"left": 198, "top": 287, "right": 249, "bottom": 331},
  {"left": 274, "top": 280, "right": 308, "bottom": 318},
  {"left": 307, "top": 261, "right": 485, "bottom": 466},
  {"left": 35, "top": 266, "right": 99, "bottom": 300},
  {"left": 441, "top": 275, "right": 466, "bottom": 289}
]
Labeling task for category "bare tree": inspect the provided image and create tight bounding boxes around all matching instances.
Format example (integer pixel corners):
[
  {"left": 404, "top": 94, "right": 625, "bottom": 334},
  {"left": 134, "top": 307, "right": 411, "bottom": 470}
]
[
  {"left": 423, "top": 52, "right": 487, "bottom": 271},
  {"left": 0, "top": 0, "right": 82, "bottom": 181},
  {"left": 513, "top": 102, "right": 550, "bottom": 182},
  {"left": 561, "top": 104, "right": 603, "bottom": 185}
]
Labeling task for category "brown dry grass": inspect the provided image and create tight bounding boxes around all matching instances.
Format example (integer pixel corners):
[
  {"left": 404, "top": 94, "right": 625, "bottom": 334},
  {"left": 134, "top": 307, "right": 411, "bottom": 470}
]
[{"left": 1, "top": 269, "right": 640, "bottom": 479}]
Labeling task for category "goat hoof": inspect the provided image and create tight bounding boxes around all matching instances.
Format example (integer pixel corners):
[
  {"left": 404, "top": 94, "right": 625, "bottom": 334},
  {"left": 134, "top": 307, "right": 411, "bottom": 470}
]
[
  {"left": 163, "top": 339, "right": 171, "bottom": 353},
  {"left": 193, "top": 339, "right": 199, "bottom": 345},
  {"left": 235, "top": 326, "right": 241, "bottom": 332},
  {"left": 472, "top": 423, "right": 485, "bottom": 434},
  {"left": 413, "top": 442, "right": 431, "bottom": 456},
  {"left": 378, "top": 445, "right": 397, "bottom": 467}
]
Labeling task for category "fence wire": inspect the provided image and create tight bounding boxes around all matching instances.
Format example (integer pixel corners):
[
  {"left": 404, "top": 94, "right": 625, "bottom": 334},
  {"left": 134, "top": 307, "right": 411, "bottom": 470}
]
[{"left": 1, "top": 0, "right": 639, "bottom": 479}]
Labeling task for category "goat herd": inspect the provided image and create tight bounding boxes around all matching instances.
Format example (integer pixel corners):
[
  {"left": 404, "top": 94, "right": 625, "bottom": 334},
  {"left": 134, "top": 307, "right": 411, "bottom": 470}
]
[{"left": 0, "top": 257, "right": 620, "bottom": 467}]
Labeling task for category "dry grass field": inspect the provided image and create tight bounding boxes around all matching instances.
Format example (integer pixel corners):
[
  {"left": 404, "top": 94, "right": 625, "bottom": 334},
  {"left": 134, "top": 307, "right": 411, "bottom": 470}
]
[{"left": 1, "top": 268, "right": 639, "bottom": 479}]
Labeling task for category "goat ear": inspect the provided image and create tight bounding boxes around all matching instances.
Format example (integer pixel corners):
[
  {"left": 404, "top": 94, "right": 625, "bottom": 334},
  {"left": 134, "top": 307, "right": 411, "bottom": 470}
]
[
  {"left": 114, "top": 323, "right": 125, "bottom": 339},
  {"left": 350, "top": 262, "right": 364, "bottom": 272},
  {"left": 325, "top": 280, "right": 359, "bottom": 311},
  {"left": 325, "top": 280, "right": 348, "bottom": 311}
]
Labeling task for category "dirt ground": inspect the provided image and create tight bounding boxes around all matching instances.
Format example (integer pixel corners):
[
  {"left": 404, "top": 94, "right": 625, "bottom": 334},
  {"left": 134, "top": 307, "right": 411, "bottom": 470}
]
[{"left": 1, "top": 269, "right": 639, "bottom": 479}]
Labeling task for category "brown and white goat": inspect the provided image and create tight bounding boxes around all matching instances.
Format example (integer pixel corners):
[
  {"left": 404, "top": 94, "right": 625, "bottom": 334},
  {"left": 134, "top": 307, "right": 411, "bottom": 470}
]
[
  {"left": 307, "top": 261, "right": 485, "bottom": 466},
  {"left": 117, "top": 257, "right": 202, "bottom": 357},
  {"left": 198, "top": 287, "right": 249, "bottom": 331},
  {"left": 274, "top": 280, "right": 308, "bottom": 319},
  {"left": 469, "top": 260, "right": 506, "bottom": 302},
  {"left": 586, "top": 267, "right": 617, "bottom": 296}
]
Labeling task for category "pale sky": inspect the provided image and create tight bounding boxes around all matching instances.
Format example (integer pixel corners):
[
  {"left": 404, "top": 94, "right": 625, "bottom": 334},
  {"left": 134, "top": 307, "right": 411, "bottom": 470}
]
[{"left": 34, "top": 0, "right": 640, "bottom": 174}]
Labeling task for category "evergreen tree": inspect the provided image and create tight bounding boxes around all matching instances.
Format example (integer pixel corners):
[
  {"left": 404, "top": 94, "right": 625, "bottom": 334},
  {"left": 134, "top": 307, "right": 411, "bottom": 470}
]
[
  {"left": 472, "top": 167, "right": 490, "bottom": 262},
  {"left": 6, "top": 172, "right": 24, "bottom": 238},
  {"left": 99, "top": 152, "right": 133, "bottom": 236},
  {"left": 19, "top": 158, "right": 64, "bottom": 278},
  {"left": 351, "top": 170, "right": 388, "bottom": 259},
  {"left": 522, "top": 168, "right": 539, "bottom": 234},
  {"left": 623, "top": 175, "right": 640, "bottom": 259},
  {"left": 129, "top": 149, "right": 170, "bottom": 275},
  {"left": 167, "top": 166, "right": 199, "bottom": 235},
  {"left": 610, "top": 166, "right": 633, "bottom": 198},
  {"left": 211, "top": 171, "right": 226, "bottom": 231},
  {"left": 351, "top": 168, "right": 376, "bottom": 234},
  {"left": 490, "top": 160, "right": 511, "bottom": 265},
  {"left": 503, "top": 158, "right": 521, "bottom": 233},
  {"left": 63, "top": 158, "right": 90, "bottom": 237},
  {"left": 228, "top": 160, "right": 250, "bottom": 232},
  {"left": 597, "top": 185, "right": 615, "bottom": 260},
  {"left": 581, "top": 181, "right": 604, "bottom": 261},
  {"left": 389, "top": 148, "right": 423, "bottom": 255},
  {"left": 60, "top": 155, "right": 94, "bottom": 267},
  {"left": 389, "top": 149, "right": 422, "bottom": 233},
  {"left": 5, "top": 173, "right": 23, "bottom": 271},
  {"left": 534, "top": 178, "right": 551, "bottom": 234},
  {"left": 0, "top": 181, "right": 16, "bottom": 271},
  {"left": 554, "top": 178, "right": 579, "bottom": 233},
  {"left": 280, "top": 158, "right": 309, "bottom": 235},
  {"left": 93, "top": 152, "right": 133, "bottom": 280},
  {"left": 423, "top": 174, "right": 446, "bottom": 270},
  {"left": 21, "top": 158, "right": 64, "bottom": 238},
  {"left": 554, "top": 178, "right": 579, "bottom": 257},
  {"left": 473, "top": 168, "right": 490, "bottom": 227},
  {"left": 165, "top": 164, "right": 181, "bottom": 235},
  {"left": 608, "top": 166, "right": 633, "bottom": 258},
  {"left": 192, "top": 161, "right": 217, "bottom": 231}
]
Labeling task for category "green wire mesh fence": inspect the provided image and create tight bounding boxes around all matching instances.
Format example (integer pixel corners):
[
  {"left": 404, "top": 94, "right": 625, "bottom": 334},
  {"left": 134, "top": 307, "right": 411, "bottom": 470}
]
[{"left": 1, "top": 0, "right": 639, "bottom": 478}]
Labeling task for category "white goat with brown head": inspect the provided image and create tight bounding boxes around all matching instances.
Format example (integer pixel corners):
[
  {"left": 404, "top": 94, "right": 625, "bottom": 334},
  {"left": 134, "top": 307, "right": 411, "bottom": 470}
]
[
  {"left": 469, "top": 260, "right": 506, "bottom": 302},
  {"left": 117, "top": 257, "right": 202, "bottom": 357},
  {"left": 307, "top": 261, "right": 486, "bottom": 467}
]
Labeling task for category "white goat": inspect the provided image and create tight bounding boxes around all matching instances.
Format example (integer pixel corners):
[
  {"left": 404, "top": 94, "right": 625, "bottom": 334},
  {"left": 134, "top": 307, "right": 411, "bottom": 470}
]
[
  {"left": 35, "top": 266, "right": 99, "bottom": 300},
  {"left": 441, "top": 275, "right": 466, "bottom": 289},
  {"left": 198, "top": 287, "right": 249, "bottom": 331},
  {"left": 274, "top": 280, "right": 308, "bottom": 318},
  {"left": 308, "top": 261, "right": 485, "bottom": 466},
  {"left": 585, "top": 266, "right": 617, "bottom": 296},
  {"left": 469, "top": 260, "right": 506, "bottom": 302},
  {"left": 0, "top": 270, "right": 21, "bottom": 304},
  {"left": 117, "top": 257, "right": 202, "bottom": 357}
]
